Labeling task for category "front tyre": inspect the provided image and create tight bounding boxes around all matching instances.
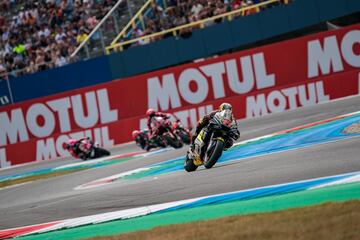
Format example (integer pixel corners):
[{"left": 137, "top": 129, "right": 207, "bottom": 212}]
[
  {"left": 153, "top": 136, "right": 167, "bottom": 148},
  {"left": 184, "top": 156, "right": 198, "bottom": 172},
  {"left": 179, "top": 130, "right": 191, "bottom": 144},
  {"left": 165, "top": 135, "right": 183, "bottom": 149},
  {"left": 204, "top": 140, "right": 224, "bottom": 169}
]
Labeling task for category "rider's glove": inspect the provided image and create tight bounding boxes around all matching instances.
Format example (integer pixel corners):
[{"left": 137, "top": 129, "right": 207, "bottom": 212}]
[{"left": 230, "top": 129, "right": 240, "bottom": 140}]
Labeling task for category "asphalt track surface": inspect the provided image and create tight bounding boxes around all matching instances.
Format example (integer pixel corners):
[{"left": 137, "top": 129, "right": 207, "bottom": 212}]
[{"left": 0, "top": 96, "right": 359, "bottom": 230}]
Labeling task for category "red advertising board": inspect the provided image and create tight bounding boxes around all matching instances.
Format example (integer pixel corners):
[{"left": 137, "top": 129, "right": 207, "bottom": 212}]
[{"left": 1, "top": 23, "right": 360, "bottom": 167}]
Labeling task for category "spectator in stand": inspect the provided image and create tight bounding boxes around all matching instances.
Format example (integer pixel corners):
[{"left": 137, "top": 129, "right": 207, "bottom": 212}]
[
  {"left": 0, "top": 0, "right": 118, "bottom": 77},
  {"left": 55, "top": 27, "right": 67, "bottom": 43},
  {"left": 86, "top": 15, "right": 98, "bottom": 29},
  {"left": 25, "top": 60, "right": 37, "bottom": 74},
  {"left": 38, "top": 24, "right": 51, "bottom": 38},
  {"left": 231, "top": 0, "right": 242, "bottom": 9},
  {"left": 126, "top": 0, "right": 275, "bottom": 48},
  {"left": 0, "top": 0, "right": 286, "bottom": 76},
  {"left": 0, "top": 15, "right": 5, "bottom": 28},
  {"left": 166, "top": 0, "right": 177, "bottom": 8},
  {"left": 0, "top": 60, "right": 8, "bottom": 80},
  {"left": 76, "top": 28, "right": 88, "bottom": 44},
  {"left": 243, "top": 0, "right": 257, "bottom": 16},
  {"left": 0, "top": 0, "right": 10, "bottom": 13},
  {"left": 55, "top": 50, "right": 67, "bottom": 67},
  {"left": 191, "top": 1, "right": 204, "bottom": 20}
]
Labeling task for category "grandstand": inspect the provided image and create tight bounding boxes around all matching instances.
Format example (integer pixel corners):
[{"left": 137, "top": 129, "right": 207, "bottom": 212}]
[
  {"left": 0, "top": 0, "right": 291, "bottom": 80},
  {"left": 106, "top": 0, "right": 290, "bottom": 52},
  {"left": 0, "top": 0, "right": 147, "bottom": 79}
]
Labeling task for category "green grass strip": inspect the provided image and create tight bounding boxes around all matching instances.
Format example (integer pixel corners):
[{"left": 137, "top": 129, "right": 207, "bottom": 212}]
[{"left": 15, "top": 181, "right": 360, "bottom": 240}]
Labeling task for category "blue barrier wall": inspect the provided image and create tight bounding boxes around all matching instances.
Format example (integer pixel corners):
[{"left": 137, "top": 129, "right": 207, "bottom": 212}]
[
  {"left": 9, "top": 56, "right": 113, "bottom": 103},
  {"left": 0, "top": 80, "right": 11, "bottom": 106},
  {"left": 4, "top": 0, "right": 360, "bottom": 104}
]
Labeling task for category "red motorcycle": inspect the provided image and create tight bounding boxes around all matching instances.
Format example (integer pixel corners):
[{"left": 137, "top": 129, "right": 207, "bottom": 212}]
[
  {"left": 173, "top": 120, "right": 192, "bottom": 145},
  {"left": 76, "top": 138, "right": 110, "bottom": 160},
  {"left": 151, "top": 116, "right": 183, "bottom": 149}
]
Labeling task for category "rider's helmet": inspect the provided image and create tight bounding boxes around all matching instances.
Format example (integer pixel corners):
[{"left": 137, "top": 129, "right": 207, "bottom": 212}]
[
  {"left": 68, "top": 139, "right": 77, "bottom": 145},
  {"left": 146, "top": 108, "right": 156, "bottom": 117},
  {"left": 65, "top": 139, "right": 77, "bottom": 150},
  {"left": 132, "top": 130, "right": 141, "bottom": 138},
  {"left": 219, "top": 103, "right": 232, "bottom": 111}
]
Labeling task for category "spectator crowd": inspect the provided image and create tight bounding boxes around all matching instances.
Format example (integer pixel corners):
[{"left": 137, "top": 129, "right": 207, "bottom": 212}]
[
  {"left": 0, "top": 0, "right": 286, "bottom": 79},
  {"left": 126, "top": 0, "right": 274, "bottom": 47},
  {"left": 0, "top": 0, "right": 118, "bottom": 79}
]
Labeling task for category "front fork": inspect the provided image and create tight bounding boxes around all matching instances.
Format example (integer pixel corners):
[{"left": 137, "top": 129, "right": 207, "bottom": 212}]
[{"left": 191, "top": 130, "right": 213, "bottom": 166}]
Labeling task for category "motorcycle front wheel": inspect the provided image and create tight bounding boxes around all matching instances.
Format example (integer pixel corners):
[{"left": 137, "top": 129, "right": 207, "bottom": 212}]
[
  {"left": 154, "top": 136, "right": 167, "bottom": 148},
  {"left": 165, "top": 135, "right": 183, "bottom": 149},
  {"left": 204, "top": 140, "right": 224, "bottom": 169},
  {"left": 184, "top": 155, "right": 198, "bottom": 172}
]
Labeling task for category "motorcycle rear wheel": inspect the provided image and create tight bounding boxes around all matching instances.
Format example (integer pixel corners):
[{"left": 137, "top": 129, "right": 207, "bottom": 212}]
[
  {"left": 204, "top": 140, "right": 224, "bottom": 169},
  {"left": 94, "top": 147, "right": 111, "bottom": 158}
]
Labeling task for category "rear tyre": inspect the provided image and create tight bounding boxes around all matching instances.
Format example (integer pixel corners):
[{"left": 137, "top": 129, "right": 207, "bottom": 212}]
[
  {"left": 204, "top": 140, "right": 224, "bottom": 169},
  {"left": 154, "top": 137, "right": 167, "bottom": 148},
  {"left": 94, "top": 147, "right": 110, "bottom": 158}
]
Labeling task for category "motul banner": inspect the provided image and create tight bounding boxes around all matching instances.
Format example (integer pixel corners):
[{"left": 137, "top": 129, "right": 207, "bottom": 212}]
[{"left": 1, "top": 23, "right": 360, "bottom": 167}]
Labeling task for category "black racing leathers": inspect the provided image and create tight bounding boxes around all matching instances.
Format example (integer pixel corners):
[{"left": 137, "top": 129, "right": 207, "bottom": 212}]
[{"left": 192, "top": 110, "right": 240, "bottom": 149}]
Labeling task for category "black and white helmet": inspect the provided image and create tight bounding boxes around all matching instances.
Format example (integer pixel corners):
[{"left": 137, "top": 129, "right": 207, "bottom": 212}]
[{"left": 219, "top": 103, "right": 232, "bottom": 111}]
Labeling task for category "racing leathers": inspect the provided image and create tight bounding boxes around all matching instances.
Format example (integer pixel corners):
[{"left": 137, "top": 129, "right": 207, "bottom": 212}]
[
  {"left": 67, "top": 138, "right": 92, "bottom": 160},
  {"left": 191, "top": 110, "right": 240, "bottom": 150},
  {"left": 147, "top": 112, "right": 172, "bottom": 137}
]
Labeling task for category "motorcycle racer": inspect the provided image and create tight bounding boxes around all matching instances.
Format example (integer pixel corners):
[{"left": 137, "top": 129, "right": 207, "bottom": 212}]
[
  {"left": 191, "top": 103, "right": 240, "bottom": 150},
  {"left": 65, "top": 137, "right": 92, "bottom": 160},
  {"left": 146, "top": 108, "right": 173, "bottom": 137},
  {"left": 132, "top": 129, "right": 157, "bottom": 151},
  {"left": 173, "top": 119, "right": 192, "bottom": 145},
  {"left": 145, "top": 108, "right": 184, "bottom": 149}
]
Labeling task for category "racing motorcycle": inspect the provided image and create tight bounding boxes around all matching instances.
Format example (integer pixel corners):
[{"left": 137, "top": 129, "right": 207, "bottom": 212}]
[
  {"left": 151, "top": 116, "right": 183, "bottom": 149},
  {"left": 173, "top": 120, "right": 192, "bottom": 145},
  {"left": 78, "top": 138, "right": 111, "bottom": 160},
  {"left": 184, "top": 109, "right": 238, "bottom": 171}
]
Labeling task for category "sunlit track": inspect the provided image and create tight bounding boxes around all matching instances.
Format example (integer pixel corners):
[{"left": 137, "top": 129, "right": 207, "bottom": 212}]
[
  {"left": 0, "top": 95, "right": 359, "bottom": 232},
  {"left": 75, "top": 111, "right": 360, "bottom": 190}
]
